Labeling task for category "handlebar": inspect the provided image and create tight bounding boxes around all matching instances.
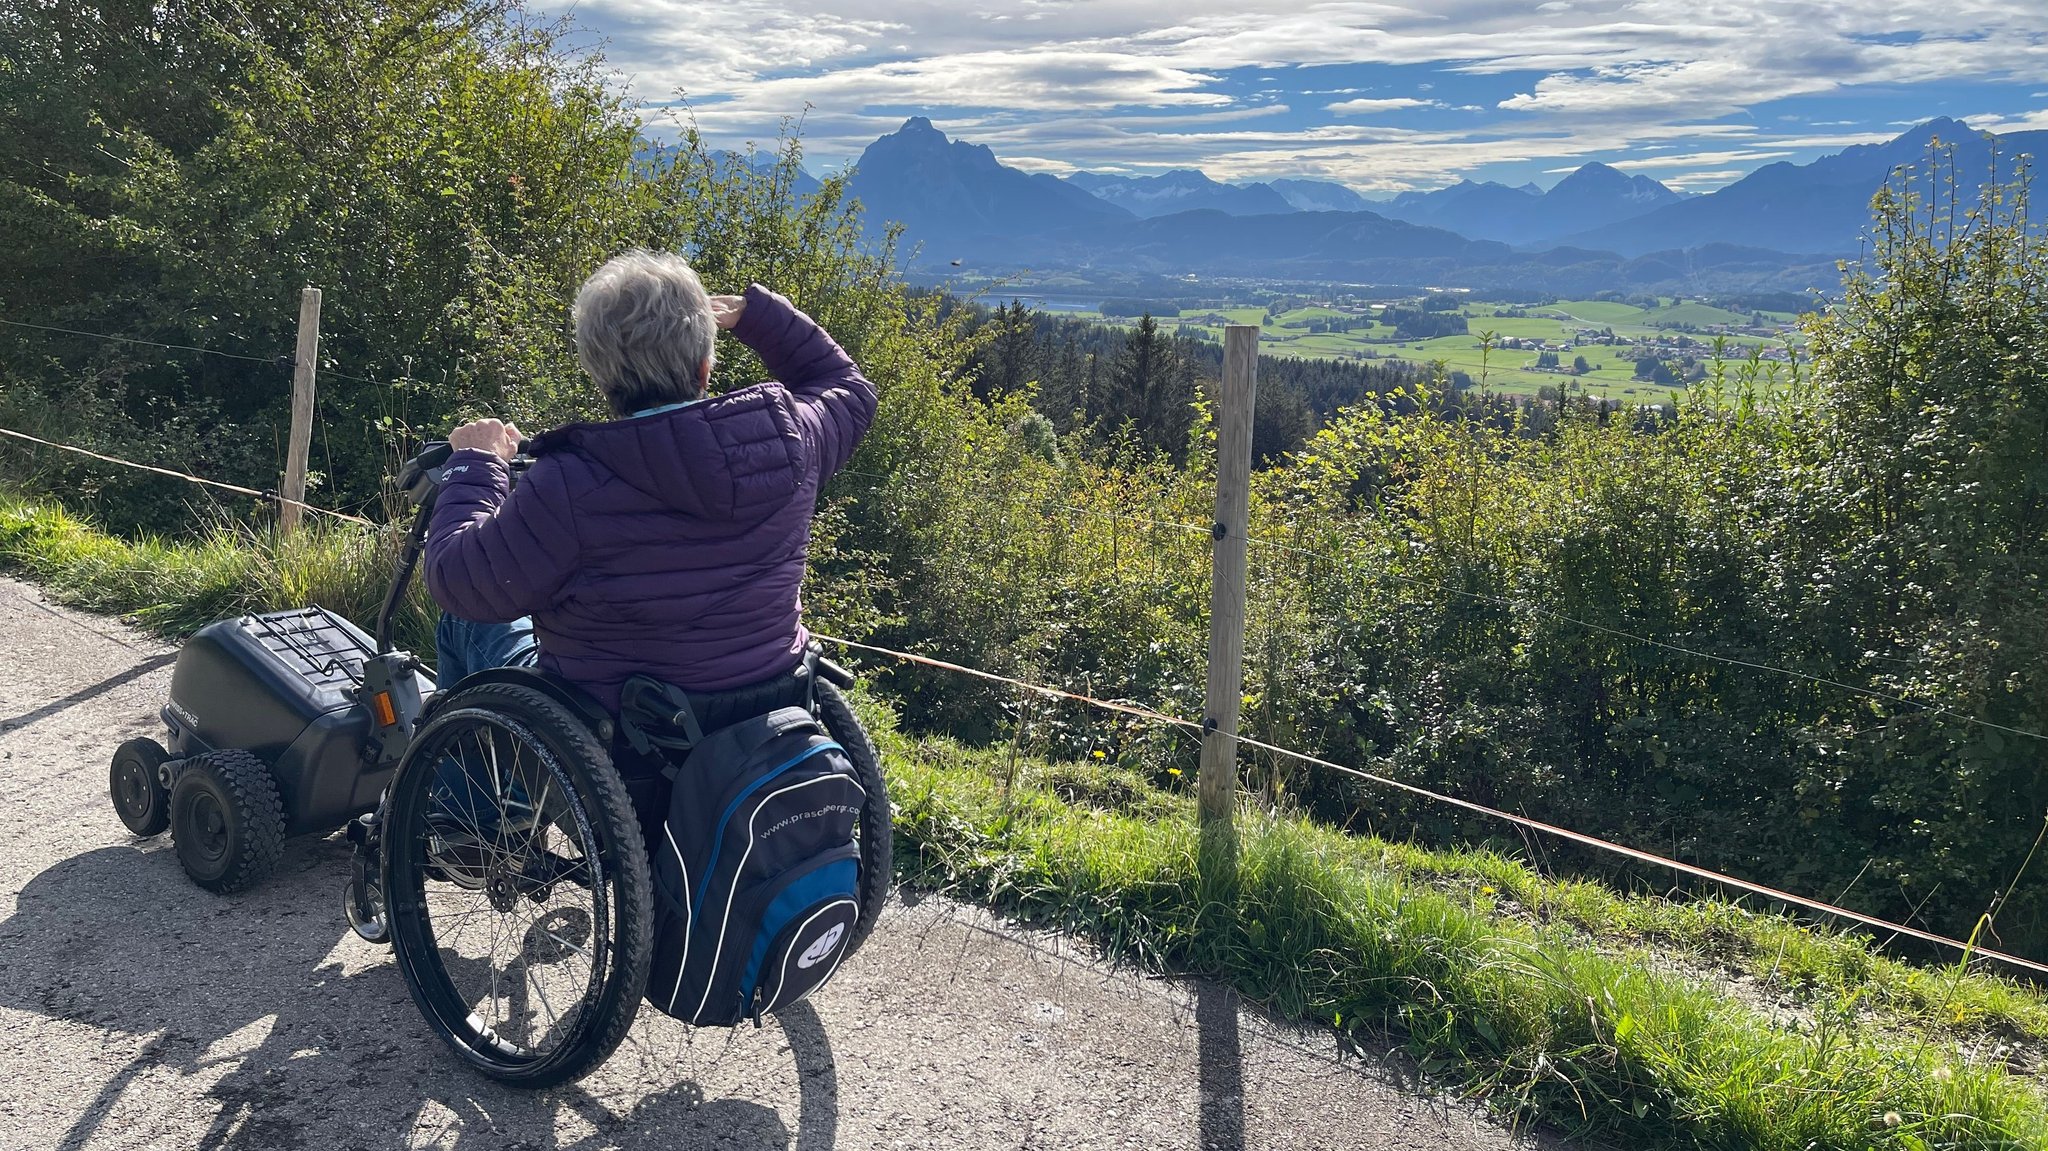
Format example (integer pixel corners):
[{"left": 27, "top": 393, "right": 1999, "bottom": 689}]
[{"left": 396, "top": 440, "right": 537, "bottom": 507}]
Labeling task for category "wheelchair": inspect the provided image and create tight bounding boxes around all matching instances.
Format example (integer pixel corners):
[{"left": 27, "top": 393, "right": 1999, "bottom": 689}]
[{"left": 110, "top": 441, "right": 891, "bottom": 1088}]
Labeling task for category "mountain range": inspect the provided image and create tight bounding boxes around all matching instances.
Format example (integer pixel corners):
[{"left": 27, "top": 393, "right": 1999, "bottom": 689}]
[
  {"left": 1064, "top": 169, "right": 1372, "bottom": 217},
  {"left": 831, "top": 116, "right": 2042, "bottom": 294},
  {"left": 1378, "top": 165, "right": 1684, "bottom": 246},
  {"left": 1564, "top": 118, "right": 2046, "bottom": 255}
]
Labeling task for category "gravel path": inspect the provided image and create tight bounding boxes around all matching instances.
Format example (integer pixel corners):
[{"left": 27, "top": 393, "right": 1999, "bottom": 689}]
[{"left": 0, "top": 576, "right": 1560, "bottom": 1151}]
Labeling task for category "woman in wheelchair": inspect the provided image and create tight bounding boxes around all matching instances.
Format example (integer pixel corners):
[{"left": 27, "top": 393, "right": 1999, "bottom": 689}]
[
  {"left": 423, "top": 249, "right": 871, "bottom": 813},
  {"left": 426, "top": 248, "right": 874, "bottom": 704},
  {"left": 374, "top": 250, "right": 886, "bottom": 1087}
]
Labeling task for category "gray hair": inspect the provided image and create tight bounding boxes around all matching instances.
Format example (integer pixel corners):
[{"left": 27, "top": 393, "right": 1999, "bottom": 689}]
[{"left": 572, "top": 249, "right": 716, "bottom": 416}]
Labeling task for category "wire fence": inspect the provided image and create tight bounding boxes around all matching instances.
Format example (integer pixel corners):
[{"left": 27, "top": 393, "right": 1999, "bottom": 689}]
[
  {"left": 5, "top": 310, "right": 2045, "bottom": 977},
  {"left": 814, "top": 631, "right": 2048, "bottom": 980},
  {"left": 0, "top": 426, "right": 374, "bottom": 526},
  {"left": 0, "top": 316, "right": 286, "bottom": 366},
  {"left": 0, "top": 311, "right": 394, "bottom": 383}
]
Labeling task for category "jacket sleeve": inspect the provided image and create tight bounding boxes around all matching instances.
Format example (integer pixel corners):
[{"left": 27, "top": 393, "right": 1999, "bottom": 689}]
[
  {"left": 423, "top": 448, "right": 581, "bottom": 623},
  {"left": 730, "top": 283, "right": 877, "bottom": 481}
]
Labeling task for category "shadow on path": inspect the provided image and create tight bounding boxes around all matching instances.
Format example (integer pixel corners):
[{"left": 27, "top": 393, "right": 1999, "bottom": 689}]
[
  {"left": 2, "top": 844, "right": 839, "bottom": 1151},
  {"left": 0, "top": 652, "right": 176, "bottom": 733},
  {"left": 1197, "top": 982, "right": 1245, "bottom": 1151}
]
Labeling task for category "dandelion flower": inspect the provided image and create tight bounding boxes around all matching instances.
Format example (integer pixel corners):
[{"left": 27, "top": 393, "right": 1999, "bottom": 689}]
[
  {"left": 1168, "top": 767, "right": 1182, "bottom": 777},
  {"left": 1882, "top": 1112, "right": 1902, "bottom": 1127},
  {"left": 1932, "top": 1066, "right": 1954, "bottom": 1083}
]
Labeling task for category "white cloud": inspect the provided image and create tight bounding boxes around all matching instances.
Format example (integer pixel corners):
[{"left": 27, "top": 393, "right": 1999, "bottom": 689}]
[
  {"left": 1955, "top": 108, "right": 2048, "bottom": 133},
  {"left": 1327, "top": 97, "right": 1437, "bottom": 114},
  {"left": 1003, "top": 155, "right": 1082, "bottom": 173},
  {"left": 1599, "top": 149, "right": 1799, "bottom": 170},
  {"left": 555, "top": 0, "right": 2048, "bottom": 187},
  {"left": 1662, "top": 168, "right": 1751, "bottom": 191}
]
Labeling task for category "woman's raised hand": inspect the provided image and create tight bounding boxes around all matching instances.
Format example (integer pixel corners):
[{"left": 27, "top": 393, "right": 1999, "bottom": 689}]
[
  {"left": 449, "top": 417, "right": 523, "bottom": 461},
  {"left": 708, "top": 294, "right": 747, "bottom": 331}
]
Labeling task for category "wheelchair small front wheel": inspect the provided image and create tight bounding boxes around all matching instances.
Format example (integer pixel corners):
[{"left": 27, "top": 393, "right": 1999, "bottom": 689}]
[{"left": 382, "top": 682, "right": 652, "bottom": 1088}]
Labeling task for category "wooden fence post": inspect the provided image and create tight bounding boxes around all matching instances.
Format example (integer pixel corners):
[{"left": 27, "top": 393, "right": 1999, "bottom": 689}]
[
  {"left": 1200, "top": 325, "right": 1258, "bottom": 897},
  {"left": 279, "top": 285, "right": 322, "bottom": 532}
]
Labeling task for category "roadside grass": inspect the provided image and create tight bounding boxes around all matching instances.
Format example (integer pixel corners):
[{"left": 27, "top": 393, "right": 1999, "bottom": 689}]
[
  {"left": 0, "top": 488, "right": 439, "bottom": 652},
  {"left": 875, "top": 715, "right": 2048, "bottom": 1149},
  {"left": 7, "top": 484, "right": 2048, "bottom": 1147}
]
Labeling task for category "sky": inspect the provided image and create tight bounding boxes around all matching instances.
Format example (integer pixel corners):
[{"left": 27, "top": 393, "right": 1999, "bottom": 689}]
[{"left": 544, "top": 0, "right": 2048, "bottom": 195}]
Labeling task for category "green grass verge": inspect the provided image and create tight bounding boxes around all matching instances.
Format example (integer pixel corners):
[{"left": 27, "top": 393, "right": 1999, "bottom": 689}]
[
  {"left": 5, "top": 485, "right": 2046, "bottom": 1147},
  {"left": 0, "top": 488, "right": 438, "bottom": 651},
  {"left": 876, "top": 718, "right": 2048, "bottom": 1149}
]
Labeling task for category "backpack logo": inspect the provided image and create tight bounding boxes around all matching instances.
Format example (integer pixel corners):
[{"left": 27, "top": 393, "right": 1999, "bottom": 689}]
[{"left": 797, "top": 923, "right": 846, "bottom": 969}]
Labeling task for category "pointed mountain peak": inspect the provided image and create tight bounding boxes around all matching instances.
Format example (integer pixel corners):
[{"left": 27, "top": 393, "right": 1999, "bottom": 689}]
[
  {"left": 1909, "top": 116, "right": 1974, "bottom": 137},
  {"left": 1548, "top": 162, "right": 1677, "bottom": 204},
  {"left": 1552, "top": 162, "right": 1629, "bottom": 188},
  {"left": 898, "top": 116, "right": 941, "bottom": 135}
]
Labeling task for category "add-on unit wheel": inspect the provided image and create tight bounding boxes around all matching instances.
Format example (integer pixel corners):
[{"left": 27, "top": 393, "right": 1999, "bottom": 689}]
[
  {"left": 813, "top": 680, "right": 893, "bottom": 962},
  {"left": 110, "top": 737, "right": 172, "bottom": 837},
  {"left": 383, "top": 682, "right": 652, "bottom": 1089},
  {"left": 170, "top": 750, "right": 286, "bottom": 893}
]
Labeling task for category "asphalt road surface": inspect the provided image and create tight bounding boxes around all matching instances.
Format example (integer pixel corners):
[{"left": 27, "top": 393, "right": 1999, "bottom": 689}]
[{"left": 0, "top": 576, "right": 1560, "bottom": 1151}]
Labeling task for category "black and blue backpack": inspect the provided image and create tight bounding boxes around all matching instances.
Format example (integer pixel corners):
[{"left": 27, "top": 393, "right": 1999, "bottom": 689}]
[{"left": 622, "top": 676, "right": 870, "bottom": 1027}]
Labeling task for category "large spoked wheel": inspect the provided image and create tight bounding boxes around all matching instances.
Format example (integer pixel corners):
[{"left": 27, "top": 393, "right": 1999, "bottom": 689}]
[
  {"left": 383, "top": 682, "right": 652, "bottom": 1089},
  {"left": 814, "top": 680, "right": 892, "bottom": 959}
]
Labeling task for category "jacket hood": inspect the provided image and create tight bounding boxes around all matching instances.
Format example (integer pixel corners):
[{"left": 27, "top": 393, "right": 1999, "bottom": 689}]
[{"left": 531, "top": 382, "right": 807, "bottom": 522}]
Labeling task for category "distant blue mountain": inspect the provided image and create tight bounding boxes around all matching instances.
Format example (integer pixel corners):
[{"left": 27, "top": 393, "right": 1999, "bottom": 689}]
[
  {"left": 1065, "top": 169, "right": 1293, "bottom": 217},
  {"left": 1379, "top": 165, "right": 1678, "bottom": 245},
  {"left": 834, "top": 116, "right": 1975, "bottom": 294},
  {"left": 1266, "top": 178, "right": 1373, "bottom": 213},
  {"left": 1381, "top": 179, "right": 1537, "bottom": 236},
  {"left": 845, "top": 117, "right": 1129, "bottom": 259},
  {"left": 1567, "top": 118, "right": 2048, "bottom": 256},
  {"left": 1063, "top": 171, "right": 1375, "bottom": 217},
  {"left": 709, "top": 149, "right": 822, "bottom": 197}
]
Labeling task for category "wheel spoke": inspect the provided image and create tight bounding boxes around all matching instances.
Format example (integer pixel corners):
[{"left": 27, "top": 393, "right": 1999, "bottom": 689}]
[{"left": 389, "top": 701, "right": 635, "bottom": 1079}]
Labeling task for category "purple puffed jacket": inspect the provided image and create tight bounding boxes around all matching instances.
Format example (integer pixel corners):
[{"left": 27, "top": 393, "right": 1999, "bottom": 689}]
[{"left": 423, "top": 284, "right": 877, "bottom": 711}]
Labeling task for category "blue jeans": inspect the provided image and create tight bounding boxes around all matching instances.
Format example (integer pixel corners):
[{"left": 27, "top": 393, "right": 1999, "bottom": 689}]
[
  {"left": 431, "top": 613, "right": 541, "bottom": 833},
  {"left": 434, "top": 613, "right": 540, "bottom": 686}
]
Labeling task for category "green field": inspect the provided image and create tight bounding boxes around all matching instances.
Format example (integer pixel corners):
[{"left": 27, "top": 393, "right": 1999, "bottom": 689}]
[{"left": 1157, "top": 296, "right": 1806, "bottom": 400}]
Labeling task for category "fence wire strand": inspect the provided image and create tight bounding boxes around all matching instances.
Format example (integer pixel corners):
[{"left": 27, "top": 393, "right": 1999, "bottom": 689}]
[
  {"left": 1250, "top": 532, "right": 2048, "bottom": 745},
  {"left": 813, "top": 632, "right": 2048, "bottom": 980},
  {"left": 0, "top": 315, "right": 284, "bottom": 366},
  {"left": 0, "top": 426, "right": 375, "bottom": 526}
]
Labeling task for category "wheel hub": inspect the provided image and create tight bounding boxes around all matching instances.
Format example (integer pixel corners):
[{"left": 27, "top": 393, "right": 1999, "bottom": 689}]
[
  {"left": 485, "top": 858, "right": 522, "bottom": 913},
  {"left": 186, "top": 794, "right": 228, "bottom": 862},
  {"left": 115, "top": 767, "right": 147, "bottom": 810}
]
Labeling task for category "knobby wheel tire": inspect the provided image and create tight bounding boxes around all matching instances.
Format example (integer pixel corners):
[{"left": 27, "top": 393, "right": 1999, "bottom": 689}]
[
  {"left": 382, "top": 682, "right": 651, "bottom": 1089},
  {"left": 814, "top": 680, "right": 893, "bottom": 959},
  {"left": 169, "top": 750, "right": 285, "bottom": 893}
]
